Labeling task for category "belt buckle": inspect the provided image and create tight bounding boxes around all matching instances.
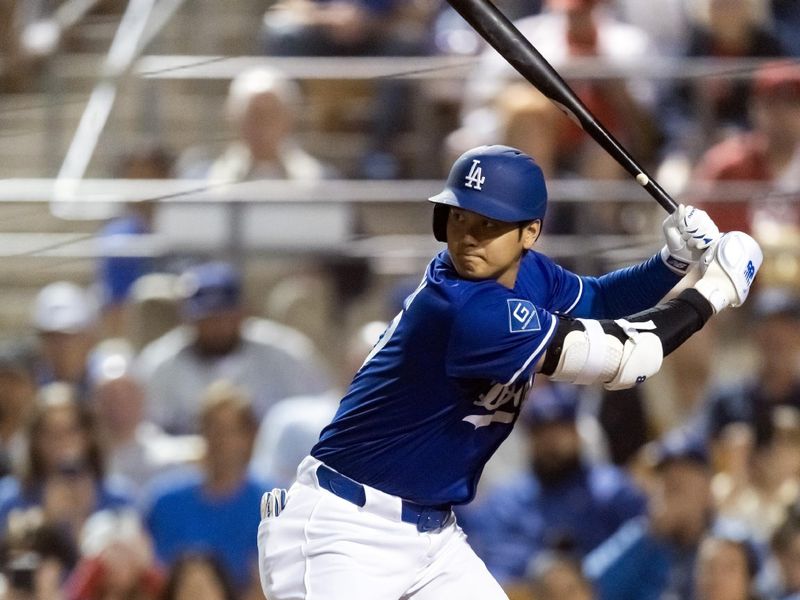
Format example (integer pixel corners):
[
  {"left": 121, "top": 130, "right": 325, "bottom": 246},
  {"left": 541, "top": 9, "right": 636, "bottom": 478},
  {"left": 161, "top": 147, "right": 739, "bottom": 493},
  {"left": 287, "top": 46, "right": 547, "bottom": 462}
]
[{"left": 416, "top": 506, "right": 447, "bottom": 533}]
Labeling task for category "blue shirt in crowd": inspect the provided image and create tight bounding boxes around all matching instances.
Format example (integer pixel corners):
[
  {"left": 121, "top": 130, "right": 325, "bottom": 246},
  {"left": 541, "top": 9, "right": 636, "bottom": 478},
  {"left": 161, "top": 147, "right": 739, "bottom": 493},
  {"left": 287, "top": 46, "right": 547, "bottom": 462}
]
[
  {"left": 143, "top": 467, "right": 270, "bottom": 592},
  {"left": 584, "top": 516, "right": 698, "bottom": 600},
  {"left": 460, "top": 464, "right": 647, "bottom": 583}
]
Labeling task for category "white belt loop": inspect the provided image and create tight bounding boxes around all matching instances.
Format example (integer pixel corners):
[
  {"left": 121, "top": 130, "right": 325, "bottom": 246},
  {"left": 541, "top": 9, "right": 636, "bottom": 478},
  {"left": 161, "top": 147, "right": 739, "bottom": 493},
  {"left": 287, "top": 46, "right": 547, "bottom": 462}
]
[{"left": 362, "top": 484, "right": 403, "bottom": 522}]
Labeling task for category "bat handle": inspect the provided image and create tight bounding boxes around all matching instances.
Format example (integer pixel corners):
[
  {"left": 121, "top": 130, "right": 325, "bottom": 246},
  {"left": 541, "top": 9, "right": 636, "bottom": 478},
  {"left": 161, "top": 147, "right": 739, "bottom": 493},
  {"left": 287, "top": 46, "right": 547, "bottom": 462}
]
[{"left": 635, "top": 173, "right": 677, "bottom": 214}]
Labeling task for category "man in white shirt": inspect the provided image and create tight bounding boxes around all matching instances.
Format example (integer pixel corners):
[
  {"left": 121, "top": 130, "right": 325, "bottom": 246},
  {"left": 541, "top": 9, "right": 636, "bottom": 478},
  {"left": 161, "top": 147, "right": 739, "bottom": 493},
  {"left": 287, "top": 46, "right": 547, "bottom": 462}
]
[{"left": 135, "top": 261, "right": 333, "bottom": 434}]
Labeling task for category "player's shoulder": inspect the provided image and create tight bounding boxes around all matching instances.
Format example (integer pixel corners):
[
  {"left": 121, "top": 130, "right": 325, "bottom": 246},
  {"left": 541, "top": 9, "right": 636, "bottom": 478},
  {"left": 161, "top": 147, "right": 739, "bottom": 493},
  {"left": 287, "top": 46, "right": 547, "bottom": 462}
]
[{"left": 425, "top": 251, "right": 509, "bottom": 306}]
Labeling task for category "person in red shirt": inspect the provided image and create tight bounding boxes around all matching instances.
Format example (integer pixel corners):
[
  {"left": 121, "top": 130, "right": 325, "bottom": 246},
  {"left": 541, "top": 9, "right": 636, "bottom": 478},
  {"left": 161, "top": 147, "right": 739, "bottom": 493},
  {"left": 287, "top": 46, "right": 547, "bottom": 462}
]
[{"left": 693, "top": 61, "right": 800, "bottom": 233}]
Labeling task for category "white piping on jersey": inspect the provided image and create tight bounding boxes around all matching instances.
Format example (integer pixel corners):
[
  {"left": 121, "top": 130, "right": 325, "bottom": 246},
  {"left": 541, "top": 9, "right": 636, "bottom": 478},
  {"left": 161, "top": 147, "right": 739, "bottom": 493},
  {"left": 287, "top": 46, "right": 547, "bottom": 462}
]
[
  {"left": 505, "top": 314, "right": 558, "bottom": 386},
  {"left": 563, "top": 274, "right": 583, "bottom": 314}
]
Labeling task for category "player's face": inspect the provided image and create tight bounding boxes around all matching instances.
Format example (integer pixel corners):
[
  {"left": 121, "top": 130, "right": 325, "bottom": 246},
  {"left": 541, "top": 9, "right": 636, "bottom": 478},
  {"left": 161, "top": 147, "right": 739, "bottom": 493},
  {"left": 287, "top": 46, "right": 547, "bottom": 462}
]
[{"left": 446, "top": 207, "right": 540, "bottom": 289}]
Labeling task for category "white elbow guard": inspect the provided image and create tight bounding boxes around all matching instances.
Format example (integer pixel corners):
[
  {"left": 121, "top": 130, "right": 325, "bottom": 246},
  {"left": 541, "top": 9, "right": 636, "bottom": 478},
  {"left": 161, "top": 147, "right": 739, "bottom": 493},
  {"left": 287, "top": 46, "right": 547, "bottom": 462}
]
[
  {"left": 603, "top": 321, "right": 663, "bottom": 391},
  {"left": 547, "top": 318, "right": 663, "bottom": 390}
]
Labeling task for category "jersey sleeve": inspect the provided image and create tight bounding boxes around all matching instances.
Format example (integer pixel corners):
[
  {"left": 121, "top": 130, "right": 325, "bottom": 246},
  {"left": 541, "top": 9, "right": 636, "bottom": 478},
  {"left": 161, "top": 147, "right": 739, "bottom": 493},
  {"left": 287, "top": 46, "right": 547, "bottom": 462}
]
[
  {"left": 446, "top": 286, "right": 558, "bottom": 385},
  {"left": 553, "top": 254, "right": 680, "bottom": 319}
]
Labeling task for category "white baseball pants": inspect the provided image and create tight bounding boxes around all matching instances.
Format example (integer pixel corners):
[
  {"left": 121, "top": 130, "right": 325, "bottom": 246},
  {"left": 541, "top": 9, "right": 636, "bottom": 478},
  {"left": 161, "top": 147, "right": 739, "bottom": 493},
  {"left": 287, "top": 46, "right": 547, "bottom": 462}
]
[{"left": 257, "top": 456, "right": 509, "bottom": 600}]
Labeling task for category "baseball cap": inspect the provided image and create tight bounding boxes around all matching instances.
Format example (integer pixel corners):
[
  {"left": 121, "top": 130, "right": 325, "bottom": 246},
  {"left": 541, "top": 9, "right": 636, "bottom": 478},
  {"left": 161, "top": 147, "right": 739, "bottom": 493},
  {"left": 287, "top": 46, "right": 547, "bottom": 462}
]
[
  {"left": 32, "top": 282, "right": 98, "bottom": 334},
  {"left": 177, "top": 261, "right": 242, "bottom": 321},
  {"left": 520, "top": 384, "right": 580, "bottom": 428},
  {"left": 648, "top": 430, "right": 709, "bottom": 470}
]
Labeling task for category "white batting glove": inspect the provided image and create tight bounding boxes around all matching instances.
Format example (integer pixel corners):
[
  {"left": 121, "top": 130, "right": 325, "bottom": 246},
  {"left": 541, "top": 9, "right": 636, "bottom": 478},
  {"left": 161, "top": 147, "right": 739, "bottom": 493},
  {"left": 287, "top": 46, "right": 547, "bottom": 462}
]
[{"left": 660, "top": 204, "right": 720, "bottom": 275}]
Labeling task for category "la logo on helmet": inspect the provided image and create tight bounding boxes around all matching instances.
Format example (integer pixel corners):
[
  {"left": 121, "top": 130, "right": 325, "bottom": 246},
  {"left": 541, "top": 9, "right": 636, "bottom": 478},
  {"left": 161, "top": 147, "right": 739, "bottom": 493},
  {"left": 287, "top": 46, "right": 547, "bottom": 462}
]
[{"left": 464, "top": 159, "right": 485, "bottom": 190}]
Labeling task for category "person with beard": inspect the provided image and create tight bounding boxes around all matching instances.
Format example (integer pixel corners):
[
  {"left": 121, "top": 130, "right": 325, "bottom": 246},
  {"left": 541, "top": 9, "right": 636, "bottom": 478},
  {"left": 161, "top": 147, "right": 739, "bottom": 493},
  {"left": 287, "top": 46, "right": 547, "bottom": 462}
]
[
  {"left": 456, "top": 384, "right": 646, "bottom": 586},
  {"left": 584, "top": 432, "right": 718, "bottom": 600},
  {"left": 134, "top": 261, "right": 332, "bottom": 434}
]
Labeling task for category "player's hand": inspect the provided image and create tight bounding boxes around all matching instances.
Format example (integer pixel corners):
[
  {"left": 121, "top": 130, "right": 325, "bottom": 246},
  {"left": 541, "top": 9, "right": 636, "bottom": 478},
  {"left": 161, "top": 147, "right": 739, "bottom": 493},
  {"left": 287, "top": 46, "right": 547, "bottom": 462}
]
[
  {"left": 694, "top": 231, "right": 762, "bottom": 313},
  {"left": 660, "top": 204, "right": 720, "bottom": 275}
]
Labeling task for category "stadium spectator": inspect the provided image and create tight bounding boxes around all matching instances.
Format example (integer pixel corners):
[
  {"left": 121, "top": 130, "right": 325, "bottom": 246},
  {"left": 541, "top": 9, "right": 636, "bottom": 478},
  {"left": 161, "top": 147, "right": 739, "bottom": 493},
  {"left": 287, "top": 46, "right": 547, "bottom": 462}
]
[
  {"left": 135, "top": 260, "right": 332, "bottom": 434},
  {"left": 703, "top": 287, "right": 800, "bottom": 442},
  {"left": 261, "top": 0, "right": 431, "bottom": 178},
  {"left": 459, "top": 384, "right": 646, "bottom": 584},
  {"left": 125, "top": 273, "right": 181, "bottom": 352},
  {"left": 31, "top": 281, "right": 99, "bottom": 396},
  {"left": 712, "top": 407, "right": 800, "bottom": 541},
  {"left": 0, "top": 384, "right": 133, "bottom": 541},
  {"left": 96, "top": 145, "right": 173, "bottom": 338},
  {"left": 203, "top": 67, "right": 334, "bottom": 182},
  {"left": 159, "top": 552, "right": 239, "bottom": 600},
  {"left": 143, "top": 380, "right": 269, "bottom": 593},
  {"left": 88, "top": 339, "right": 203, "bottom": 493},
  {"left": 249, "top": 320, "right": 386, "bottom": 488},
  {"left": 659, "top": 0, "right": 787, "bottom": 191},
  {"left": 64, "top": 509, "right": 164, "bottom": 600},
  {"left": 691, "top": 61, "right": 800, "bottom": 234},
  {"left": 584, "top": 433, "right": 715, "bottom": 600},
  {"left": 1, "top": 510, "right": 79, "bottom": 600},
  {"left": 0, "top": 340, "right": 39, "bottom": 478},
  {"left": 694, "top": 526, "right": 764, "bottom": 600}
]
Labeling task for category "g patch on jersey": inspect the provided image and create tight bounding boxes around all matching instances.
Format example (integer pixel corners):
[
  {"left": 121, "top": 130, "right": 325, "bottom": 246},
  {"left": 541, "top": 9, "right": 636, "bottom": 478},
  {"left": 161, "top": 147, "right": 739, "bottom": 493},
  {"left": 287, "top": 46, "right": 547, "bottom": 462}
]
[{"left": 507, "top": 299, "right": 541, "bottom": 333}]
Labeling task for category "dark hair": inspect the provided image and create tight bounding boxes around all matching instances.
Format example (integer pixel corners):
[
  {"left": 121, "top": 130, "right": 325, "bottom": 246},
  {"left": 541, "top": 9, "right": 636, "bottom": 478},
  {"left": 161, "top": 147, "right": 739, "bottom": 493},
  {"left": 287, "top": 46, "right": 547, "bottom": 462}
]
[
  {"left": 1, "top": 513, "right": 80, "bottom": 576},
  {"left": 159, "top": 552, "right": 238, "bottom": 600},
  {"left": 24, "top": 386, "right": 104, "bottom": 491}
]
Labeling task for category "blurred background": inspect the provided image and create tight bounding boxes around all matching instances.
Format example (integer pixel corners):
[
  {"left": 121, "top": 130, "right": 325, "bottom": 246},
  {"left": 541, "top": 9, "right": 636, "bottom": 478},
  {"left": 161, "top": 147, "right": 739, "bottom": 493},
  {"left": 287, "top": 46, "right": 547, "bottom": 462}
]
[{"left": 0, "top": 0, "right": 799, "bottom": 599}]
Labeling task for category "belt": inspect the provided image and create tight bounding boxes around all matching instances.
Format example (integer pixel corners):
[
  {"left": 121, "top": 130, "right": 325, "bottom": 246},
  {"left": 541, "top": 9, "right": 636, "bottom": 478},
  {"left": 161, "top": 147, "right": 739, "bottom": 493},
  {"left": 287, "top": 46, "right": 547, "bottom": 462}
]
[{"left": 316, "top": 464, "right": 452, "bottom": 533}]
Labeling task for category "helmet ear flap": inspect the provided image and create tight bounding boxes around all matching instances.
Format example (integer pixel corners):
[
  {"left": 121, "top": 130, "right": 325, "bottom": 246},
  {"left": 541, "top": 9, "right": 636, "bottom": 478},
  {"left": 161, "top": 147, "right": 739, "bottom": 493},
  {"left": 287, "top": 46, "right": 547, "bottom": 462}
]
[{"left": 433, "top": 204, "right": 450, "bottom": 242}]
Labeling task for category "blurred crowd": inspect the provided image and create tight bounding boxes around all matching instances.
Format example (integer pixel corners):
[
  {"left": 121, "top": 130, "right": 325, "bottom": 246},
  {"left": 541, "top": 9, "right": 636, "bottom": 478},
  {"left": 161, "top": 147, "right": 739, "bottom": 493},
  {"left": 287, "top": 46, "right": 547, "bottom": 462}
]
[{"left": 1, "top": 0, "right": 800, "bottom": 599}]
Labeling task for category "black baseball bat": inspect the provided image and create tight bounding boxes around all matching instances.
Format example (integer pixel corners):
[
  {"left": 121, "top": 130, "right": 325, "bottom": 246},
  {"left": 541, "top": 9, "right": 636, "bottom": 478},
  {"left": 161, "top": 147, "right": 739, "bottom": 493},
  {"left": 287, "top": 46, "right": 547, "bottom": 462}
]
[{"left": 447, "top": 0, "right": 677, "bottom": 214}]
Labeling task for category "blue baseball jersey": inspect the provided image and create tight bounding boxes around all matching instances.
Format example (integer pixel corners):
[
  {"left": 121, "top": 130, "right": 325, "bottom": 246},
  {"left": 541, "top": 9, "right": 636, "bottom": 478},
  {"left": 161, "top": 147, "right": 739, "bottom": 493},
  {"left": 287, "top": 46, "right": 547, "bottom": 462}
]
[{"left": 312, "top": 250, "right": 679, "bottom": 506}]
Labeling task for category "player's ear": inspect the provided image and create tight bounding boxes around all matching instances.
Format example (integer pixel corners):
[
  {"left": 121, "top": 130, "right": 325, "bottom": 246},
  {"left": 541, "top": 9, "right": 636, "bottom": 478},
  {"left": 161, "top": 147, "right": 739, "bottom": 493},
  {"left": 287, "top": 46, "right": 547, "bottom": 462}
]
[{"left": 521, "top": 220, "right": 541, "bottom": 249}]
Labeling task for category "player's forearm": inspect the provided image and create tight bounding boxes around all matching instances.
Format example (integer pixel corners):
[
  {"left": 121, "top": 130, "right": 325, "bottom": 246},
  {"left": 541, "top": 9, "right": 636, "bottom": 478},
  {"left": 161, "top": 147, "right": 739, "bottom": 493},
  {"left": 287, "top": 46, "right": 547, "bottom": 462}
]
[
  {"left": 571, "top": 253, "right": 681, "bottom": 320},
  {"left": 538, "top": 232, "right": 762, "bottom": 391},
  {"left": 539, "top": 288, "right": 712, "bottom": 389}
]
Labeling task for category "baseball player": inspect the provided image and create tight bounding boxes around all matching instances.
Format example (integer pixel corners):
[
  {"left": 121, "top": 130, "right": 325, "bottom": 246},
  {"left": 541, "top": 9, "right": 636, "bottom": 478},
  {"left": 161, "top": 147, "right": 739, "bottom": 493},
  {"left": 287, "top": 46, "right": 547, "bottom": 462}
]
[{"left": 257, "top": 145, "right": 762, "bottom": 600}]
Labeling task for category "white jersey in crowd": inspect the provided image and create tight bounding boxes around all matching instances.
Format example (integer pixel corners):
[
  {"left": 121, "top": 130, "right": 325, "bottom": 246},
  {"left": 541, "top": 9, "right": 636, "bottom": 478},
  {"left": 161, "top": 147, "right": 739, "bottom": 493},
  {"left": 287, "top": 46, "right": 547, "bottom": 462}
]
[{"left": 135, "top": 317, "right": 333, "bottom": 434}]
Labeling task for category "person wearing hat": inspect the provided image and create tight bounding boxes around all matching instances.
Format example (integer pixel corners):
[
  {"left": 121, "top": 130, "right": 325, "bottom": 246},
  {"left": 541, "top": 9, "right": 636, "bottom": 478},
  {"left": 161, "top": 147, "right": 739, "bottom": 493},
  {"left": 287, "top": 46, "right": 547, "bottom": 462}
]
[
  {"left": 135, "top": 261, "right": 332, "bottom": 435},
  {"left": 585, "top": 432, "right": 718, "bottom": 600},
  {"left": 456, "top": 383, "right": 646, "bottom": 586},
  {"left": 693, "top": 61, "right": 800, "bottom": 233},
  {"left": 31, "top": 281, "right": 99, "bottom": 397}
]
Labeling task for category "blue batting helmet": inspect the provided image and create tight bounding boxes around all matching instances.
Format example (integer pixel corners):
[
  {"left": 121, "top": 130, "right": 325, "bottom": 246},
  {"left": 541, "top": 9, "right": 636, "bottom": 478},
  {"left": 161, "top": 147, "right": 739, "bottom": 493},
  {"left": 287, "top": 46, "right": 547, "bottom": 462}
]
[{"left": 428, "top": 145, "right": 548, "bottom": 242}]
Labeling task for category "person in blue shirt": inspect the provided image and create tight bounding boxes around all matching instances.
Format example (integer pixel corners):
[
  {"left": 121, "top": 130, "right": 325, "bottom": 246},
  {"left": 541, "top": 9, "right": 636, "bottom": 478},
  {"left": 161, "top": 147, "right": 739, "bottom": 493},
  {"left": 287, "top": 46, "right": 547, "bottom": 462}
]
[
  {"left": 458, "top": 384, "right": 646, "bottom": 584},
  {"left": 257, "top": 144, "right": 763, "bottom": 600},
  {"left": 144, "top": 380, "right": 271, "bottom": 593},
  {"left": 584, "top": 432, "right": 718, "bottom": 600},
  {"left": 0, "top": 385, "right": 133, "bottom": 542}
]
